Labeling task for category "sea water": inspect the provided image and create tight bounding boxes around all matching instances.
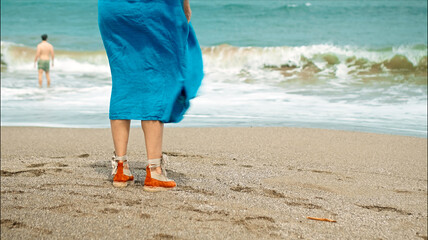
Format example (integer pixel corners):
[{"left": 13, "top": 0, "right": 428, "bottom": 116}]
[{"left": 1, "top": 0, "right": 427, "bottom": 137}]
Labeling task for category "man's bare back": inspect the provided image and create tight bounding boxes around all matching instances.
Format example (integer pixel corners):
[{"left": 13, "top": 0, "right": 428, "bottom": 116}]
[
  {"left": 34, "top": 34, "right": 54, "bottom": 87},
  {"left": 36, "top": 41, "right": 54, "bottom": 61}
]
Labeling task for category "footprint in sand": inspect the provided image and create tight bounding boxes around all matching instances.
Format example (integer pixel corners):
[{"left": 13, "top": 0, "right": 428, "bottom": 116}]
[
  {"left": 263, "top": 188, "right": 286, "bottom": 198},
  {"left": 152, "top": 233, "right": 176, "bottom": 240},
  {"left": 180, "top": 185, "right": 215, "bottom": 196},
  {"left": 1, "top": 169, "right": 46, "bottom": 177},
  {"left": 240, "top": 164, "right": 253, "bottom": 168},
  {"left": 1, "top": 219, "right": 52, "bottom": 234},
  {"left": 163, "top": 151, "right": 203, "bottom": 158},
  {"left": 230, "top": 185, "right": 254, "bottom": 193},
  {"left": 1, "top": 219, "right": 25, "bottom": 229},
  {"left": 284, "top": 200, "right": 322, "bottom": 210},
  {"left": 26, "top": 163, "right": 47, "bottom": 168},
  {"left": 213, "top": 163, "right": 227, "bottom": 166},
  {"left": 100, "top": 208, "right": 120, "bottom": 214},
  {"left": 357, "top": 205, "right": 411, "bottom": 215},
  {"left": 234, "top": 216, "right": 279, "bottom": 236},
  {"left": 55, "top": 163, "right": 69, "bottom": 167}
]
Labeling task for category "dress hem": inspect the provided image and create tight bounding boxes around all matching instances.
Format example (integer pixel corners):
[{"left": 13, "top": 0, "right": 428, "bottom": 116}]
[{"left": 109, "top": 114, "right": 165, "bottom": 122}]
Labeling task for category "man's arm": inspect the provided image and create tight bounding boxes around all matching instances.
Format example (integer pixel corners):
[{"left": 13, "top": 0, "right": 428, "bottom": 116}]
[
  {"left": 51, "top": 46, "right": 54, "bottom": 67},
  {"left": 34, "top": 46, "right": 40, "bottom": 67}
]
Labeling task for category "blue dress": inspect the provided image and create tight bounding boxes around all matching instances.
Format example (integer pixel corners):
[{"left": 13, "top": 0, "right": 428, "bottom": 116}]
[{"left": 98, "top": 0, "right": 204, "bottom": 123}]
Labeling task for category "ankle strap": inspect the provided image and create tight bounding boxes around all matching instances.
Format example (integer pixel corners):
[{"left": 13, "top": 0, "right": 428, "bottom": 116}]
[
  {"left": 112, "top": 152, "right": 127, "bottom": 161},
  {"left": 147, "top": 158, "right": 161, "bottom": 168},
  {"left": 148, "top": 154, "right": 168, "bottom": 177}
]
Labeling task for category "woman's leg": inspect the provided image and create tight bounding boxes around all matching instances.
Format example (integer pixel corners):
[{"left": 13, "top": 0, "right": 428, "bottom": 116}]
[
  {"left": 111, "top": 119, "right": 131, "bottom": 156},
  {"left": 142, "top": 120, "right": 176, "bottom": 191},
  {"left": 141, "top": 120, "right": 163, "bottom": 174},
  {"left": 110, "top": 119, "right": 134, "bottom": 187}
]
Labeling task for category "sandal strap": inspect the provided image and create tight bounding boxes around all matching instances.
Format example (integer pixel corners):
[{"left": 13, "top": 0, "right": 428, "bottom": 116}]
[
  {"left": 111, "top": 152, "right": 128, "bottom": 175},
  {"left": 147, "top": 158, "right": 161, "bottom": 167},
  {"left": 148, "top": 154, "right": 169, "bottom": 177},
  {"left": 112, "top": 151, "right": 128, "bottom": 161}
]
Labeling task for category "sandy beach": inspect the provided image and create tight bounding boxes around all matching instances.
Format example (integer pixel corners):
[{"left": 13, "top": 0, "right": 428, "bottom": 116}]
[{"left": 1, "top": 126, "right": 427, "bottom": 239}]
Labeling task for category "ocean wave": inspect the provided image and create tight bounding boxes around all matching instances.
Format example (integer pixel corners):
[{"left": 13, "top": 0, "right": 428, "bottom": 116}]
[
  {"left": 2, "top": 41, "right": 427, "bottom": 84},
  {"left": 1, "top": 41, "right": 109, "bottom": 73},
  {"left": 202, "top": 44, "right": 427, "bottom": 84},
  {"left": 275, "top": 2, "right": 311, "bottom": 10},
  {"left": 221, "top": 3, "right": 255, "bottom": 10}
]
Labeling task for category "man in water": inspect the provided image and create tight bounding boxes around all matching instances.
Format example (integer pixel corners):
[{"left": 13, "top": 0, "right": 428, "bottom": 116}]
[{"left": 34, "top": 34, "right": 54, "bottom": 87}]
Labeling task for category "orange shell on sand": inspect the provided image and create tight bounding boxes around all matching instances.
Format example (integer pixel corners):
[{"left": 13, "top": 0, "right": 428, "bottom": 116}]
[{"left": 307, "top": 217, "right": 337, "bottom": 222}]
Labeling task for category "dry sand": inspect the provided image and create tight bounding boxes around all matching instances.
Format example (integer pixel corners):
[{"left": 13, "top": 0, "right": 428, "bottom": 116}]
[{"left": 1, "top": 126, "right": 427, "bottom": 239}]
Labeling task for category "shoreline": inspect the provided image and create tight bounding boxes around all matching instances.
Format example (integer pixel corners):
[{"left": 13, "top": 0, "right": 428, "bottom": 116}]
[
  {"left": 1, "top": 124, "right": 426, "bottom": 139},
  {"left": 1, "top": 126, "right": 427, "bottom": 239}
]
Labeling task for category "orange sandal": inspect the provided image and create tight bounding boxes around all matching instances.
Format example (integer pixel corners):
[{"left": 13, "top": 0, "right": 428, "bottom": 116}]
[
  {"left": 111, "top": 153, "right": 134, "bottom": 188},
  {"left": 143, "top": 154, "right": 176, "bottom": 192}
]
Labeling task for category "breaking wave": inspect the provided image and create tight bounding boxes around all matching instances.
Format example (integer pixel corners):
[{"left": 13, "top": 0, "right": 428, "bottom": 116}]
[{"left": 2, "top": 41, "right": 427, "bottom": 84}]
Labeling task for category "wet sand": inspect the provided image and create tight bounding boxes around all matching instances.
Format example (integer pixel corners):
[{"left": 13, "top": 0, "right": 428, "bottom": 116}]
[{"left": 1, "top": 127, "right": 427, "bottom": 239}]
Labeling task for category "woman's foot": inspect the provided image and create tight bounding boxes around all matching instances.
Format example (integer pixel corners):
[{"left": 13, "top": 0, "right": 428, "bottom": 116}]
[
  {"left": 111, "top": 153, "right": 134, "bottom": 188},
  {"left": 143, "top": 154, "right": 176, "bottom": 192}
]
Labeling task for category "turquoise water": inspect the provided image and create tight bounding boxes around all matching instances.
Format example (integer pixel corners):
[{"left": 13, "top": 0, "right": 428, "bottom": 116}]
[
  {"left": 1, "top": 0, "right": 427, "bottom": 137},
  {"left": 1, "top": 0, "right": 427, "bottom": 49}
]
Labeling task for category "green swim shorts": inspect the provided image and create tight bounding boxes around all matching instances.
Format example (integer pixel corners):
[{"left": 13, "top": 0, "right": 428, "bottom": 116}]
[{"left": 38, "top": 60, "right": 50, "bottom": 72}]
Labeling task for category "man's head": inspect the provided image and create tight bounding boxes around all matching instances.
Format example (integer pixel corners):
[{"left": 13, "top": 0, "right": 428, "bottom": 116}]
[{"left": 41, "top": 34, "right": 48, "bottom": 41}]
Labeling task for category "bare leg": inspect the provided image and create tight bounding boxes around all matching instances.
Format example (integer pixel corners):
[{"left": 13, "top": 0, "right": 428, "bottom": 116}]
[
  {"left": 38, "top": 69, "right": 43, "bottom": 87},
  {"left": 111, "top": 120, "right": 131, "bottom": 157},
  {"left": 141, "top": 120, "right": 164, "bottom": 174},
  {"left": 46, "top": 71, "right": 51, "bottom": 87}
]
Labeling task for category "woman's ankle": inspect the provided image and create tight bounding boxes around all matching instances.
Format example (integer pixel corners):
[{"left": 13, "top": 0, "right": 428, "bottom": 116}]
[{"left": 150, "top": 166, "right": 162, "bottom": 175}]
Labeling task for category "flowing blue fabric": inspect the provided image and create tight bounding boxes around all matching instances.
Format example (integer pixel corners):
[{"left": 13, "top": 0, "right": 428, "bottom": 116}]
[{"left": 98, "top": 0, "right": 204, "bottom": 123}]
